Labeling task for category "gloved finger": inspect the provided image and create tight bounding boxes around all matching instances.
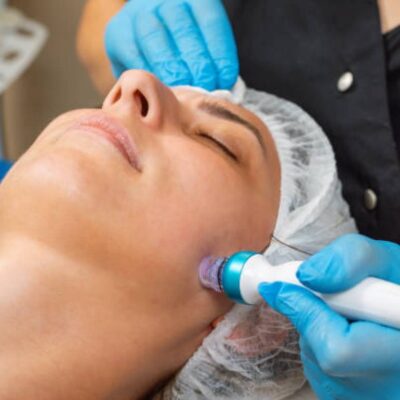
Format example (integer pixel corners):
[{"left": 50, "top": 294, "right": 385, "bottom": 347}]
[
  {"left": 321, "top": 320, "right": 400, "bottom": 375},
  {"left": 190, "top": 0, "right": 239, "bottom": 89},
  {"left": 134, "top": 10, "right": 192, "bottom": 86},
  {"left": 302, "top": 320, "right": 400, "bottom": 377},
  {"left": 158, "top": 2, "right": 217, "bottom": 90},
  {"left": 105, "top": 9, "right": 150, "bottom": 77},
  {"left": 296, "top": 234, "right": 400, "bottom": 293}
]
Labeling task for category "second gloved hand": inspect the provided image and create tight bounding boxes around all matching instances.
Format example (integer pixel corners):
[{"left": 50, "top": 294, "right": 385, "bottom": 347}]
[
  {"left": 105, "top": 0, "right": 239, "bottom": 90},
  {"left": 259, "top": 234, "right": 400, "bottom": 400}
]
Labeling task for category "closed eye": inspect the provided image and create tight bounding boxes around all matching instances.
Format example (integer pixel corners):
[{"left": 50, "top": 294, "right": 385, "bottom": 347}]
[{"left": 198, "top": 133, "right": 238, "bottom": 162}]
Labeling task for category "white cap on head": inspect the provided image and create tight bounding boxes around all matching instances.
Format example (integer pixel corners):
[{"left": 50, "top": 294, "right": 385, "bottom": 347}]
[{"left": 160, "top": 80, "right": 357, "bottom": 399}]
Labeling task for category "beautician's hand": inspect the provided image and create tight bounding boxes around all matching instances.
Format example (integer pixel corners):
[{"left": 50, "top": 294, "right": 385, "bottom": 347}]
[
  {"left": 105, "top": 0, "right": 238, "bottom": 90},
  {"left": 259, "top": 234, "right": 400, "bottom": 400}
]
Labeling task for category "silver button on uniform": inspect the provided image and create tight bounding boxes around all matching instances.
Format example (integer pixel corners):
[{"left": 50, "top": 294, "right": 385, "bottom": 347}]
[
  {"left": 337, "top": 71, "right": 354, "bottom": 92},
  {"left": 364, "top": 189, "right": 378, "bottom": 211}
]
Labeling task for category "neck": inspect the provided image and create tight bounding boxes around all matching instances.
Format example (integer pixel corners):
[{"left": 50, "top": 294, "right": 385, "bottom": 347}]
[{"left": 0, "top": 237, "right": 167, "bottom": 400}]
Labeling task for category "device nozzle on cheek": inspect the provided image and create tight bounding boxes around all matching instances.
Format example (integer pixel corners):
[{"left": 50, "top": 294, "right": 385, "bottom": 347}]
[
  {"left": 198, "top": 251, "right": 400, "bottom": 329},
  {"left": 198, "top": 257, "right": 226, "bottom": 293}
]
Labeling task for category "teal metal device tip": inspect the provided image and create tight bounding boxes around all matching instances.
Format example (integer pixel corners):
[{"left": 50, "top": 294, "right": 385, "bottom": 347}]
[{"left": 222, "top": 251, "right": 256, "bottom": 304}]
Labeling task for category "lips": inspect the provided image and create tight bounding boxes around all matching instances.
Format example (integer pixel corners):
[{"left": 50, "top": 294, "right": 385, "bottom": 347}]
[{"left": 73, "top": 113, "right": 142, "bottom": 171}]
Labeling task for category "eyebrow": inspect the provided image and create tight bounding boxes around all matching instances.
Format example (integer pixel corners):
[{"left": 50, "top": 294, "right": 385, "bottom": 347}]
[{"left": 198, "top": 101, "right": 266, "bottom": 153}]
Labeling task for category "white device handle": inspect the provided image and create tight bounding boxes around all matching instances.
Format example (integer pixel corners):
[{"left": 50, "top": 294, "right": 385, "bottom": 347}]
[{"left": 240, "top": 255, "right": 400, "bottom": 329}]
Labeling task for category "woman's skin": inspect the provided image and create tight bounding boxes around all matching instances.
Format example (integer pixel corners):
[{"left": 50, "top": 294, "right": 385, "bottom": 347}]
[
  {"left": 77, "top": 0, "right": 400, "bottom": 95},
  {"left": 0, "top": 71, "right": 280, "bottom": 400}
]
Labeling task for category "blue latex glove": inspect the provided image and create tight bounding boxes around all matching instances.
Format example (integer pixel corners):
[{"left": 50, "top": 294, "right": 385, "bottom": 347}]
[
  {"left": 105, "top": 0, "right": 239, "bottom": 90},
  {"left": 259, "top": 234, "right": 400, "bottom": 400}
]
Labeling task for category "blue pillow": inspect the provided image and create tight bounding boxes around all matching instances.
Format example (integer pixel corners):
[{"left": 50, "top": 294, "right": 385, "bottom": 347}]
[{"left": 0, "top": 159, "right": 12, "bottom": 180}]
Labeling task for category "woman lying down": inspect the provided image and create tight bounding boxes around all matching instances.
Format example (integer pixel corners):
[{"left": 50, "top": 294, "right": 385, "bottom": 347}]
[{"left": 0, "top": 71, "right": 356, "bottom": 400}]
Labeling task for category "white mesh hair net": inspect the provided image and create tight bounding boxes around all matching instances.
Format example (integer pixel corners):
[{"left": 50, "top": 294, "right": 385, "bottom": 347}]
[{"left": 157, "top": 80, "right": 357, "bottom": 400}]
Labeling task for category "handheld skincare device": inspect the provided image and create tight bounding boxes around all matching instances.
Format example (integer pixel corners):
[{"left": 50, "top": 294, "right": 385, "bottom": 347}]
[{"left": 199, "top": 251, "right": 400, "bottom": 329}]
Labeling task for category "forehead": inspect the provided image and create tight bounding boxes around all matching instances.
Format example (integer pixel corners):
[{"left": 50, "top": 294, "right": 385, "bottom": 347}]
[{"left": 172, "top": 87, "right": 271, "bottom": 142}]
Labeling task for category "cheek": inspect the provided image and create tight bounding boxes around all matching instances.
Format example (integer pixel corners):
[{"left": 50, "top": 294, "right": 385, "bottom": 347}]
[
  {"left": 146, "top": 139, "right": 271, "bottom": 256},
  {"left": 30, "top": 110, "right": 95, "bottom": 148}
]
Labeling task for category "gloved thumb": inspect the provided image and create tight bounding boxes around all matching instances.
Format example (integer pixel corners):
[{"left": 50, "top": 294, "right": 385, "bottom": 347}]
[{"left": 296, "top": 234, "right": 400, "bottom": 294}]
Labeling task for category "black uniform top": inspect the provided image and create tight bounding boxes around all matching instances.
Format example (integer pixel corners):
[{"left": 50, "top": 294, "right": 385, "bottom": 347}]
[
  {"left": 222, "top": 0, "right": 400, "bottom": 242},
  {"left": 385, "top": 26, "right": 400, "bottom": 157}
]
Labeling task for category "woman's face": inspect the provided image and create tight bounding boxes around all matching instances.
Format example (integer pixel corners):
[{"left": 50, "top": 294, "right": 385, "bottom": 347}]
[{"left": 0, "top": 71, "right": 280, "bottom": 384}]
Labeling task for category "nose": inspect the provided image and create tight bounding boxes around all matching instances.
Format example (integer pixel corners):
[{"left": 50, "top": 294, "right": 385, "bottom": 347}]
[{"left": 102, "top": 70, "right": 177, "bottom": 130}]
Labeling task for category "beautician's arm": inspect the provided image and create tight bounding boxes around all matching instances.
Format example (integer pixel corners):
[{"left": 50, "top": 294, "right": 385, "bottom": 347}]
[{"left": 77, "top": 0, "right": 124, "bottom": 94}]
